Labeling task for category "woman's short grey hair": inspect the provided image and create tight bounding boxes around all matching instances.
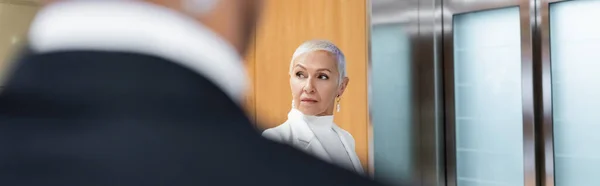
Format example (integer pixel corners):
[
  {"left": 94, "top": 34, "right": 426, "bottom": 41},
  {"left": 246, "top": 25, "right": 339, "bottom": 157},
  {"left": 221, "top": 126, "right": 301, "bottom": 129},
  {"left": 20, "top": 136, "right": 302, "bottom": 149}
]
[{"left": 290, "top": 40, "right": 347, "bottom": 83}]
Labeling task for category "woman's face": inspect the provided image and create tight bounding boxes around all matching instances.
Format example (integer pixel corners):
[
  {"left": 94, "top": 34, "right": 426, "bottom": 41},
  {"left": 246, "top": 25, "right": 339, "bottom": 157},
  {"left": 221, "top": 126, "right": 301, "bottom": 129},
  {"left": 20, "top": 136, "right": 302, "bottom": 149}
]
[{"left": 290, "top": 51, "right": 349, "bottom": 116}]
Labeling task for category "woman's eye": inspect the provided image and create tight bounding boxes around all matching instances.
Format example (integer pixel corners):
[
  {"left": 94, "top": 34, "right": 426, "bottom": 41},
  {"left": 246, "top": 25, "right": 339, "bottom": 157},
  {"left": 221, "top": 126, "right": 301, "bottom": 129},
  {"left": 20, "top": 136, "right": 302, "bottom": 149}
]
[
  {"left": 295, "top": 72, "right": 306, "bottom": 78},
  {"left": 318, "top": 74, "right": 329, "bottom": 80}
]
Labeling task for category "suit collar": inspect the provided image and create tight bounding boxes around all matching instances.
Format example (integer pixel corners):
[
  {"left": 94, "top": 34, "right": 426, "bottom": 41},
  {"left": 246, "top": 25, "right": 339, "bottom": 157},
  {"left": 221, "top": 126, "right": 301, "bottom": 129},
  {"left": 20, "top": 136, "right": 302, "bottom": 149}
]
[
  {"left": 0, "top": 51, "right": 246, "bottom": 121},
  {"left": 27, "top": 1, "right": 247, "bottom": 104}
]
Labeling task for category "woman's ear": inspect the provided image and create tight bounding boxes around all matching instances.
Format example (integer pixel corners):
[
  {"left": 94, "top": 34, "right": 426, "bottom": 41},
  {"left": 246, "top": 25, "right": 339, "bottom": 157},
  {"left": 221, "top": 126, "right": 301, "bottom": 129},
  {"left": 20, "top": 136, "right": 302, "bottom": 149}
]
[{"left": 337, "top": 77, "right": 350, "bottom": 97}]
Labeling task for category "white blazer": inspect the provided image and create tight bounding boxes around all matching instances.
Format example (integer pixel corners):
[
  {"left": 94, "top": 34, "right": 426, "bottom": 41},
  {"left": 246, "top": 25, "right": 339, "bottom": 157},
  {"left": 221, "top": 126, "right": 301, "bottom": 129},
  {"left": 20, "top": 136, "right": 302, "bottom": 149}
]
[{"left": 262, "top": 109, "right": 364, "bottom": 174}]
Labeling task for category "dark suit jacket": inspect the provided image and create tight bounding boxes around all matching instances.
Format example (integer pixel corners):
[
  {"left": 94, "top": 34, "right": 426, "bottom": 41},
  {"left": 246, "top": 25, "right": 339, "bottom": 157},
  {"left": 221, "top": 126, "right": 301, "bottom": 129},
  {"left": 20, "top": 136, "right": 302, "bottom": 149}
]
[{"left": 0, "top": 50, "right": 386, "bottom": 186}]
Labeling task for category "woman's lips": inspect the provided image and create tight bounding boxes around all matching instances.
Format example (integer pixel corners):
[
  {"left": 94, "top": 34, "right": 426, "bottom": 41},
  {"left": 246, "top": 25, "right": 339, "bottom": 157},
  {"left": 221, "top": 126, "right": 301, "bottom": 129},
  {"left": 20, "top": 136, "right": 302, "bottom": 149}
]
[{"left": 301, "top": 98, "right": 318, "bottom": 103}]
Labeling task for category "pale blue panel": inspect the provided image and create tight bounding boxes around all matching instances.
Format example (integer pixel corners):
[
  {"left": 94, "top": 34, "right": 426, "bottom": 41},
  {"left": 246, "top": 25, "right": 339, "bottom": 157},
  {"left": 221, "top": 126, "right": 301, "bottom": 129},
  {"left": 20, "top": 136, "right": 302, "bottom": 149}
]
[
  {"left": 371, "top": 23, "right": 413, "bottom": 186},
  {"left": 453, "top": 7, "right": 524, "bottom": 186},
  {"left": 550, "top": 1, "right": 600, "bottom": 186}
]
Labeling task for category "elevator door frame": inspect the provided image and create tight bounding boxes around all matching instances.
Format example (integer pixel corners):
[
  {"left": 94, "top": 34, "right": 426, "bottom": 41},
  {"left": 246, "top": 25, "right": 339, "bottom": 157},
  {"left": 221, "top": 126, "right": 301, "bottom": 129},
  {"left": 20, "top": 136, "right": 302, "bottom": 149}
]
[{"left": 441, "top": 0, "right": 537, "bottom": 186}]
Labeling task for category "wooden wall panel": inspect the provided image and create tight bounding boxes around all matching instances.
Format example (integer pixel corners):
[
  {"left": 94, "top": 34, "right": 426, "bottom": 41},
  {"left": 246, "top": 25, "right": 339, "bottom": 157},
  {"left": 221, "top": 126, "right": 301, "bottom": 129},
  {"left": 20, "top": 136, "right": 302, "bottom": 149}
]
[
  {"left": 0, "top": 1, "right": 39, "bottom": 84},
  {"left": 246, "top": 0, "right": 369, "bottom": 169},
  {"left": 243, "top": 33, "right": 257, "bottom": 125}
]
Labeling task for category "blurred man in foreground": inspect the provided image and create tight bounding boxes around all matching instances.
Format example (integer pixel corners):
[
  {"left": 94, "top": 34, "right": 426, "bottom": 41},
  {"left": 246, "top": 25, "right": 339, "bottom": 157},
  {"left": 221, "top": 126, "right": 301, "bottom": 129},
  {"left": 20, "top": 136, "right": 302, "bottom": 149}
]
[{"left": 0, "top": 0, "right": 386, "bottom": 185}]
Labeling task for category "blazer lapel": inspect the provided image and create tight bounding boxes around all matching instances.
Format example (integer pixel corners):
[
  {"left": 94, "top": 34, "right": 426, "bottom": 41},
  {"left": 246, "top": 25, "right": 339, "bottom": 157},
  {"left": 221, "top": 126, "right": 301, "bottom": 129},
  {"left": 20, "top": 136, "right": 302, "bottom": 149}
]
[
  {"left": 286, "top": 110, "right": 315, "bottom": 150},
  {"left": 332, "top": 126, "right": 364, "bottom": 174},
  {"left": 286, "top": 111, "right": 331, "bottom": 162},
  {"left": 290, "top": 121, "right": 314, "bottom": 150}
]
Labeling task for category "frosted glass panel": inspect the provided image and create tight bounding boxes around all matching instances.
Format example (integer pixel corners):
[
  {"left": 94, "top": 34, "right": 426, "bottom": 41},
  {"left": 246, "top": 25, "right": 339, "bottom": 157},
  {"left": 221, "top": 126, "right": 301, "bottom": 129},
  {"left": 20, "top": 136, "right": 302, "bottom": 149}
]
[
  {"left": 453, "top": 7, "right": 524, "bottom": 186},
  {"left": 550, "top": 1, "right": 600, "bottom": 186},
  {"left": 371, "top": 23, "right": 413, "bottom": 186}
]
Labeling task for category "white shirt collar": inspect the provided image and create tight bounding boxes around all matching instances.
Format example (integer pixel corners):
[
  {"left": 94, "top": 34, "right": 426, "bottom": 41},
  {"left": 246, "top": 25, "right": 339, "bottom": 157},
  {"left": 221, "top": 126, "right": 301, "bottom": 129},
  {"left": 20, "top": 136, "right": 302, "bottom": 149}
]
[{"left": 28, "top": 1, "right": 247, "bottom": 104}]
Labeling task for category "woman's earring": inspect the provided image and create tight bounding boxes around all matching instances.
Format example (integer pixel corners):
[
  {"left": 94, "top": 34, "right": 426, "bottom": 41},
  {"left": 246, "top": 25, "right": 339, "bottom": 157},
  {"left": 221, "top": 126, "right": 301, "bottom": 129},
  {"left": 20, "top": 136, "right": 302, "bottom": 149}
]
[
  {"left": 336, "top": 97, "right": 341, "bottom": 112},
  {"left": 291, "top": 100, "right": 295, "bottom": 108}
]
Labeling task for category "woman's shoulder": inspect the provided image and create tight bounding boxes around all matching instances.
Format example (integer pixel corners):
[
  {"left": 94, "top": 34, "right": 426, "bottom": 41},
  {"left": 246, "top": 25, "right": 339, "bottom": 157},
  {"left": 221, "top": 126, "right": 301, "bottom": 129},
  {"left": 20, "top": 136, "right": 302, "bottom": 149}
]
[
  {"left": 333, "top": 124, "right": 356, "bottom": 142},
  {"left": 263, "top": 121, "right": 292, "bottom": 132},
  {"left": 333, "top": 124, "right": 353, "bottom": 136},
  {"left": 261, "top": 121, "right": 292, "bottom": 142}
]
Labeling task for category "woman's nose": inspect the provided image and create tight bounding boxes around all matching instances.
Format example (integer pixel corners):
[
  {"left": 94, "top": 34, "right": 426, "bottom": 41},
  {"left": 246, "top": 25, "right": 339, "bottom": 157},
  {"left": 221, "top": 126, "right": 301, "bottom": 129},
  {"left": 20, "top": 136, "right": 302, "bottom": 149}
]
[{"left": 303, "top": 78, "right": 316, "bottom": 93}]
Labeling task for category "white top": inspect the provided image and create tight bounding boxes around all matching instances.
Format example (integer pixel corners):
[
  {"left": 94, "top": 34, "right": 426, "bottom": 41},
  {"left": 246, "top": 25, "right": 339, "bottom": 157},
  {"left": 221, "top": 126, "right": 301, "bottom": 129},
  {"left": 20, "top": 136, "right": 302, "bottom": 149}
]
[
  {"left": 28, "top": 0, "right": 247, "bottom": 104},
  {"left": 303, "top": 112, "right": 334, "bottom": 129},
  {"left": 262, "top": 109, "right": 364, "bottom": 174}
]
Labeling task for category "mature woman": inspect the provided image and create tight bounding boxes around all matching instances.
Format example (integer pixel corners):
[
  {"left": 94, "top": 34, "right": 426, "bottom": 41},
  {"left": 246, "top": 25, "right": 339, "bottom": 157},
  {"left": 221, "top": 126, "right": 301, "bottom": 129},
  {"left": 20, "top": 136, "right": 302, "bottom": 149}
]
[{"left": 262, "top": 40, "right": 363, "bottom": 174}]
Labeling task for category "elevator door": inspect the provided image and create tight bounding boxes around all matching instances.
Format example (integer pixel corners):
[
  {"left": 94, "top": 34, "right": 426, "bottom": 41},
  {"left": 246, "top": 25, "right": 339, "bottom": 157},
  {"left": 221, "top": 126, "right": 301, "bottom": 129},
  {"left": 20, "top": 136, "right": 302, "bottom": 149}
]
[
  {"left": 443, "top": 0, "right": 536, "bottom": 186},
  {"left": 444, "top": 0, "right": 600, "bottom": 186},
  {"left": 543, "top": 0, "right": 600, "bottom": 186}
]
